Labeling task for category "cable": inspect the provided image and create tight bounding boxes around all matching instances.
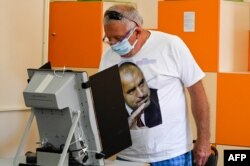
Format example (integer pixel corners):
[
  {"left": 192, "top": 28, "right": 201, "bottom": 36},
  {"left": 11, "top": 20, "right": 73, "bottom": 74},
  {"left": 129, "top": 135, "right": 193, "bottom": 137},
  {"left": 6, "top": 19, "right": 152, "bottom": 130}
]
[{"left": 53, "top": 66, "right": 66, "bottom": 78}]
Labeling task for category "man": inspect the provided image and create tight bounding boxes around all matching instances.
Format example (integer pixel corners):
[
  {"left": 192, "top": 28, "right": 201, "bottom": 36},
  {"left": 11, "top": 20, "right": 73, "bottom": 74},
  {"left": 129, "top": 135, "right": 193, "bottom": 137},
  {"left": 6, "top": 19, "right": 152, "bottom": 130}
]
[
  {"left": 99, "top": 4, "right": 210, "bottom": 166},
  {"left": 119, "top": 62, "right": 162, "bottom": 129}
]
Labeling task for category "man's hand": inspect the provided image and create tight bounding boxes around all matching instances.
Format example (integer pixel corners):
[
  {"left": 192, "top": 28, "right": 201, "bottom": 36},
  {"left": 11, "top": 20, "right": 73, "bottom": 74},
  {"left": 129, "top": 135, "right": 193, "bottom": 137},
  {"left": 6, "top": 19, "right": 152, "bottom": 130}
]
[
  {"left": 193, "top": 139, "right": 211, "bottom": 166},
  {"left": 128, "top": 103, "right": 146, "bottom": 129}
]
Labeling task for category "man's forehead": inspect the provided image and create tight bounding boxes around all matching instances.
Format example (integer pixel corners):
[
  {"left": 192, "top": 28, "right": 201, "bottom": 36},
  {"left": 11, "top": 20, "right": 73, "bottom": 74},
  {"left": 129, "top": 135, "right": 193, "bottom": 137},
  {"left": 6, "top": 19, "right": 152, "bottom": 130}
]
[
  {"left": 122, "top": 70, "right": 142, "bottom": 82},
  {"left": 104, "top": 21, "right": 127, "bottom": 32}
]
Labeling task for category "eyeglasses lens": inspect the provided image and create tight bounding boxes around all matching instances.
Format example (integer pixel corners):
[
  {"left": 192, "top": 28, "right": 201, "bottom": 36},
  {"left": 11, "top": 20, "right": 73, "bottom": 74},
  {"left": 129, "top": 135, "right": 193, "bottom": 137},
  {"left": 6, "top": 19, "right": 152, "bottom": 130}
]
[{"left": 105, "top": 11, "right": 123, "bottom": 20}]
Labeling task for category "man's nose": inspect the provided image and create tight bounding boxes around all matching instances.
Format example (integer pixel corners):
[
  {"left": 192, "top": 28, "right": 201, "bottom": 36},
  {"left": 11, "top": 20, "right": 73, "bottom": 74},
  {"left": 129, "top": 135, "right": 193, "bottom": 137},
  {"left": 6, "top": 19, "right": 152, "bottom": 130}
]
[{"left": 136, "top": 88, "right": 144, "bottom": 97}]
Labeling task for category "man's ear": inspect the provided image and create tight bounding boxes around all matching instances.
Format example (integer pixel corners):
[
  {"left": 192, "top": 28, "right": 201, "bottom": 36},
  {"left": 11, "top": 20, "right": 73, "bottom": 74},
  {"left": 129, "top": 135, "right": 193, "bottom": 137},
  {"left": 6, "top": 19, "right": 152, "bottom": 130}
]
[{"left": 135, "top": 26, "right": 142, "bottom": 37}]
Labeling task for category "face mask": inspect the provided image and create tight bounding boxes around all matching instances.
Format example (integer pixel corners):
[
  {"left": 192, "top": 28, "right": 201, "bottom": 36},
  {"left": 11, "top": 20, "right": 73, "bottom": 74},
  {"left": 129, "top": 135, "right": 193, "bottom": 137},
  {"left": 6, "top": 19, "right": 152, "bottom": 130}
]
[{"left": 111, "top": 29, "right": 137, "bottom": 56}]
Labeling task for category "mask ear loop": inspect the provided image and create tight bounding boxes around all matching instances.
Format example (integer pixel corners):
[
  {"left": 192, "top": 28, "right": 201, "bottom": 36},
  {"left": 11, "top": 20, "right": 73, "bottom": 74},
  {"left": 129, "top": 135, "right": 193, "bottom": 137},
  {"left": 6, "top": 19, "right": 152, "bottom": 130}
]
[
  {"left": 130, "top": 27, "right": 138, "bottom": 49},
  {"left": 127, "top": 26, "right": 137, "bottom": 39},
  {"left": 132, "top": 39, "right": 138, "bottom": 49}
]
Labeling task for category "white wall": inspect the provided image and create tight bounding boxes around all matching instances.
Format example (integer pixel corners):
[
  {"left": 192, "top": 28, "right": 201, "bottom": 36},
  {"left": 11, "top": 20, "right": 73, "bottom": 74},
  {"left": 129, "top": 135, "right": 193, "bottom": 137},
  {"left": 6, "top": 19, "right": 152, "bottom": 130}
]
[
  {"left": 219, "top": 1, "right": 249, "bottom": 72},
  {"left": 0, "top": 110, "right": 38, "bottom": 158},
  {"left": 0, "top": 0, "right": 44, "bottom": 158},
  {"left": 0, "top": 0, "right": 44, "bottom": 111}
]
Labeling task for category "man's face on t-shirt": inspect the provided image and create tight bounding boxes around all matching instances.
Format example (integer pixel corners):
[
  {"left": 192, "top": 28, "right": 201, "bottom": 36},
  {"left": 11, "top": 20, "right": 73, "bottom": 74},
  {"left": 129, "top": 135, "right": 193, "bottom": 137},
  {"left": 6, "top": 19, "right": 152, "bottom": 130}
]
[{"left": 120, "top": 66, "right": 151, "bottom": 111}]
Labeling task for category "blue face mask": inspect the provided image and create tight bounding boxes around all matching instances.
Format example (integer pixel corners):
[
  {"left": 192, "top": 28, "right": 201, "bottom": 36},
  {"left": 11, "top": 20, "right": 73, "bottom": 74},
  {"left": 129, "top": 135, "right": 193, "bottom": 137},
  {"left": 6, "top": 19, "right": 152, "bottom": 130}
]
[{"left": 111, "top": 29, "right": 137, "bottom": 56}]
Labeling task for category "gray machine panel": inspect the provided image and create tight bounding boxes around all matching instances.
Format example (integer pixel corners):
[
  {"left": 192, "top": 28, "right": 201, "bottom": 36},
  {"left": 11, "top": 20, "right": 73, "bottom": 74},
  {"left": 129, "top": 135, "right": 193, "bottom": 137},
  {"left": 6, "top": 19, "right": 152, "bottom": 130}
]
[
  {"left": 24, "top": 70, "right": 83, "bottom": 110},
  {"left": 23, "top": 69, "right": 103, "bottom": 165}
]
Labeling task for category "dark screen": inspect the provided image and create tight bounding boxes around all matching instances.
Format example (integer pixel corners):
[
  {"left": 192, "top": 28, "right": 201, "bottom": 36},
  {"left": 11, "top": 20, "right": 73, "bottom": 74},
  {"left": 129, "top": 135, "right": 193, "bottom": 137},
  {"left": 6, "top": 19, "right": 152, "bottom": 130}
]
[{"left": 89, "top": 65, "right": 132, "bottom": 158}]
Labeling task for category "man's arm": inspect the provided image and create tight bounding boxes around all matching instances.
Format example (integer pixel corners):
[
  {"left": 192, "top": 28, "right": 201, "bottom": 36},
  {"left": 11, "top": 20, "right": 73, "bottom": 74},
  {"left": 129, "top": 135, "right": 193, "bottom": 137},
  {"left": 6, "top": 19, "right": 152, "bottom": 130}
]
[{"left": 187, "top": 80, "right": 211, "bottom": 166}]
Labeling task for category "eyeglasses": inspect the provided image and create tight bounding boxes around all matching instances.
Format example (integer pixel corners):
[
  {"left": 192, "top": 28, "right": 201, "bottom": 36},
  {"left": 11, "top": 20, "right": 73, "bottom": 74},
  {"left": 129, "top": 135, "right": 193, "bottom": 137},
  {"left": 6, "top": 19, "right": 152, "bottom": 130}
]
[
  {"left": 104, "top": 11, "right": 138, "bottom": 25},
  {"left": 102, "top": 27, "right": 135, "bottom": 45},
  {"left": 103, "top": 11, "right": 138, "bottom": 45},
  {"left": 104, "top": 11, "right": 124, "bottom": 20}
]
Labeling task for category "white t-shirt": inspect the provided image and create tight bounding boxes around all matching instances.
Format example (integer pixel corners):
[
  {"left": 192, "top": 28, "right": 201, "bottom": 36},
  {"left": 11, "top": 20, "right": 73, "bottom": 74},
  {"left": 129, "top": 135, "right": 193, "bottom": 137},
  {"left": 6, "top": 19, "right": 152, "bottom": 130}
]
[{"left": 99, "top": 30, "right": 205, "bottom": 162}]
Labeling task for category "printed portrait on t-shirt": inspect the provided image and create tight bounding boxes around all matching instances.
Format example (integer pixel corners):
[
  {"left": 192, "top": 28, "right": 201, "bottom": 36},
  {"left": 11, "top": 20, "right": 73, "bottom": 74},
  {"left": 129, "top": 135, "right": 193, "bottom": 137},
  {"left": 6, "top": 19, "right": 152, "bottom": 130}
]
[{"left": 118, "top": 62, "right": 162, "bottom": 129}]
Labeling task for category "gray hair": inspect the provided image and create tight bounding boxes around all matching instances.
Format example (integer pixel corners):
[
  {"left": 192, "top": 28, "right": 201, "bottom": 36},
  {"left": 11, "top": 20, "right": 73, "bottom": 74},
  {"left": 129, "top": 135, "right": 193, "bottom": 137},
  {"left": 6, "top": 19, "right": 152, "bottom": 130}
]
[{"left": 103, "top": 4, "right": 143, "bottom": 31}]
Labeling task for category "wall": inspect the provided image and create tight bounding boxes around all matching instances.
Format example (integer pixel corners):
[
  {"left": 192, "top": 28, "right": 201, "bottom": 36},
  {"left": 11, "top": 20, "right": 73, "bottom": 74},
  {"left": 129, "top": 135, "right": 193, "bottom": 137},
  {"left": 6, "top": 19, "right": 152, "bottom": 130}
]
[
  {"left": 219, "top": 1, "right": 249, "bottom": 72},
  {"left": 0, "top": 0, "right": 44, "bottom": 158},
  {"left": 0, "top": 0, "right": 44, "bottom": 111},
  {"left": 0, "top": 110, "right": 38, "bottom": 158},
  {"left": 216, "top": 2, "right": 250, "bottom": 153}
]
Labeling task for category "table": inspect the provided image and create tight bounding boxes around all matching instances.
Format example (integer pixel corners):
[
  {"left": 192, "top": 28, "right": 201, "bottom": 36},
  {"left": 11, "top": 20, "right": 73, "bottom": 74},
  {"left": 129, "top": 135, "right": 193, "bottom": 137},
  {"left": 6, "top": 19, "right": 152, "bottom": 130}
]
[{"left": 0, "top": 157, "right": 149, "bottom": 166}]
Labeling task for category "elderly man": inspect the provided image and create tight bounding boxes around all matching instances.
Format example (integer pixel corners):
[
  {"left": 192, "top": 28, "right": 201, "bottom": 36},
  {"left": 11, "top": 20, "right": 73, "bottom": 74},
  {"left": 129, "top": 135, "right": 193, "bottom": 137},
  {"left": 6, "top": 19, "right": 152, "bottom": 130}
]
[{"left": 99, "top": 4, "right": 210, "bottom": 166}]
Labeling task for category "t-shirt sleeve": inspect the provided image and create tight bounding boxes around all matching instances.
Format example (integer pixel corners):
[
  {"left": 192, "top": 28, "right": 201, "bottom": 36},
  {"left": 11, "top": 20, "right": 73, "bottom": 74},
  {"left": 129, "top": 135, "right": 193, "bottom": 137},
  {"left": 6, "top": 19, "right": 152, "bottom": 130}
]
[{"left": 172, "top": 36, "right": 205, "bottom": 87}]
